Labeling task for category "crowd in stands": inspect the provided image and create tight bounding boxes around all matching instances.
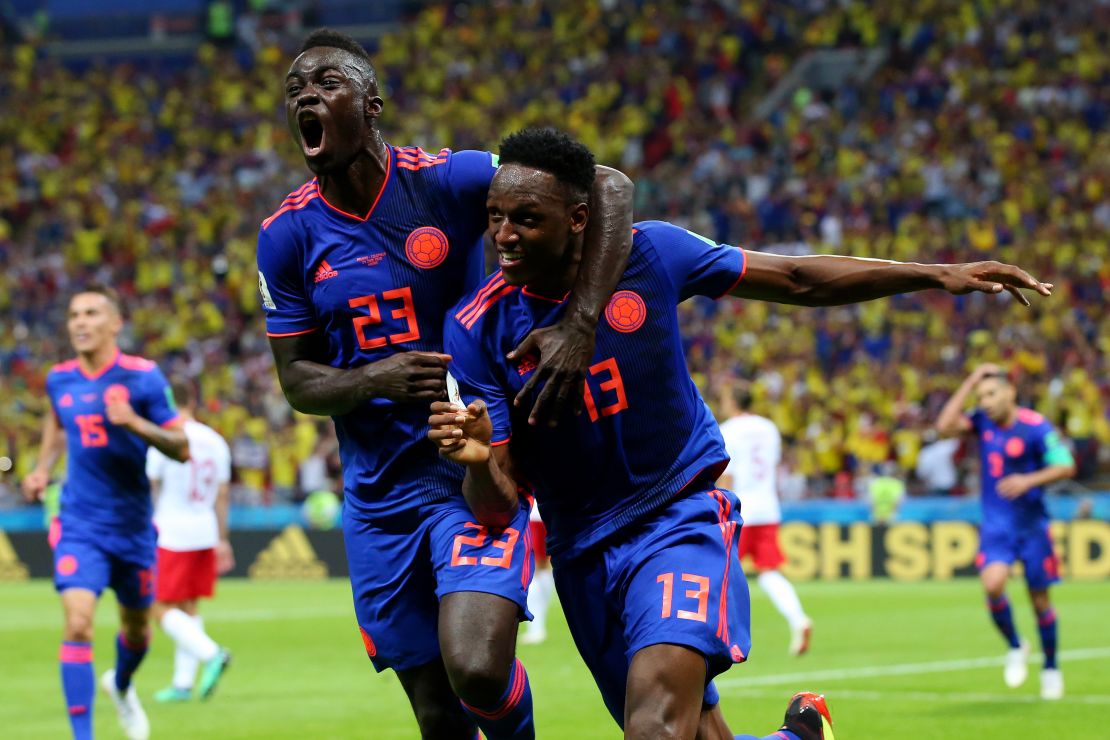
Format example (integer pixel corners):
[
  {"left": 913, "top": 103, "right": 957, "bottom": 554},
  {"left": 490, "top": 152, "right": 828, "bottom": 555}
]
[{"left": 1, "top": 0, "right": 1107, "bottom": 507}]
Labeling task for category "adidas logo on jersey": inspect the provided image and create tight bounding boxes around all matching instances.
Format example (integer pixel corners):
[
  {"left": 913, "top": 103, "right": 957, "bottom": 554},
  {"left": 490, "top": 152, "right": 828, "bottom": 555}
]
[
  {"left": 0, "top": 532, "right": 29, "bottom": 582},
  {"left": 248, "top": 525, "right": 328, "bottom": 580},
  {"left": 313, "top": 259, "right": 339, "bottom": 283},
  {"left": 59, "top": 393, "right": 74, "bottom": 408}
]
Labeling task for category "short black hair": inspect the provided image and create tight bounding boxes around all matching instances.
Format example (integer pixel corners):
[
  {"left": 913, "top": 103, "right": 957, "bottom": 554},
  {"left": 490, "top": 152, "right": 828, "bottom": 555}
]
[
  {"left": 299, "top": 28, "right": 378, "bottom": 91},
  {"left": 498, "top": 128, "right": 596, "bottom": 203},
  {"left": 170, "top": 377, "right": 196, "bottom": 409},
  {"left": 731, "top": 384, "right": 753, "bottom": 411},
  {"left": 71, "top": 283, "right": 123, "bottom": 315}
]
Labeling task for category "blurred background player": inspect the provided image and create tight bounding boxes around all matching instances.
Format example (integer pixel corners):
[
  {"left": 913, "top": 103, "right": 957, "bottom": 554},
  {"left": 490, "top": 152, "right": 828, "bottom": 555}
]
[
  {"left": 258, "top": 29, "right": 632, "bottom": 740},
  {"left": 147, "top": 379, "right": 234, "bottom": 703},
  {"left": 431, "top": 127, "right": 1051, "bottom": 739},
  {"left": 718, "top": 383, "right": 813, "bottom": 657},
  {"left": 520, "top": 504, "right": 554, "bottom": 646},
  {"left": 937, "top": 364, "right": 1076, "bottom": 700},
  {"left": 21, "top": 284, "right": 189, "bottom": 740}
]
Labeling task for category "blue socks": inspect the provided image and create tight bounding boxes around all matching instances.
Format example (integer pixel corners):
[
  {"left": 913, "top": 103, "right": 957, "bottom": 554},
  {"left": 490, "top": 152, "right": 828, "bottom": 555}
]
[
  {"left": 988, "top": 595, "right": 1021, "bottom": 648},
  {"left": 60, "top": 641, "right": 94, "bottom": 740},
  {"left": 735, "top": 732, "right": 800, "bottom": 740},
  {"left": 1037, "top": 608, "right": 1058, "bottom": 669},
  {"left": 459, "top": 657, "right": 535, "bottom": 740},
  {"left": 114, "top": 632, "right": 149, "bottom": 691}
]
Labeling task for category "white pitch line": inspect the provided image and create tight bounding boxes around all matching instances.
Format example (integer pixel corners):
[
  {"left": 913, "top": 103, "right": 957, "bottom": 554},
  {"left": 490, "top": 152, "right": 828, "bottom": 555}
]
[
  {"left": 726, "top": 687, "right": 1110, "bottom": 706},
  {"left": 716, "top": 646, "right": 1110, "bottom": 689}
]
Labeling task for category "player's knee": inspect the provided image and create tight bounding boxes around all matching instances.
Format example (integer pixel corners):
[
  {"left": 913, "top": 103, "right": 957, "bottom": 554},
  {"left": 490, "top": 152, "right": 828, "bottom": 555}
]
[
  {"left": 63, "top": 612, "right": 94, "bottom": 642},
  {"left": 441, "top": 652, "right": 510, "bottom": 708}
]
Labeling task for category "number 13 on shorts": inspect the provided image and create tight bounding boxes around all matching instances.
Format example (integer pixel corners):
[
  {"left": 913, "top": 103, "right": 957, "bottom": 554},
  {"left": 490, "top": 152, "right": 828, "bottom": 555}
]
[{"left": 656, "top": 572, "right": 710, "bottom": 622}]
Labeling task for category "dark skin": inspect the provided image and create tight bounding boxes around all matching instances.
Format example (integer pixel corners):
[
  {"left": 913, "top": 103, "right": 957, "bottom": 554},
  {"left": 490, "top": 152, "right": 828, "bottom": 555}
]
[
  {"left": 430, "top": 162, "right": 1056, "bottom": 738},
  {"left": 273, "top": 45, "right": 633, "bottom": 423},
  {"left": 271, "top": 46, "right": 630, "bottom": 739}
]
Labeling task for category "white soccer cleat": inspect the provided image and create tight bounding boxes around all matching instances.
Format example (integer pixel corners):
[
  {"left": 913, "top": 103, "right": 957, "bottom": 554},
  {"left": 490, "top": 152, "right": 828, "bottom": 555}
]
[
  {"left": 101, "top": 669, "right": 150, "bottom": 740},
  {"left": 1003, "top": 642, "right": 1030, "bottom": 688},
  {"left": 1040, "top": 668, "right": 1064, "bottom": 700},
  {"left": 519, "top": 626, "right": 547, "bottom": 645},
  {"left": 789, "top": 619, "right": 813, "bottom": 657}
]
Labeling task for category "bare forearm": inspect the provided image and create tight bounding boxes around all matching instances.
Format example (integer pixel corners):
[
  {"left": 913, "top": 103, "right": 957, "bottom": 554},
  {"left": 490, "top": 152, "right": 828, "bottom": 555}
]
[
  {"left": 129, "top": 419, "right": 190, "bottom": 462},
  {"left": 564, "top": 166, "right": 634, "bottom": 324},
  {"left": 1027, "top": 465, "right": 1077, "bottom": 488},
  {"left": 742, "top": 255, "right": 948, "bottom": 307},
  {"left": 462, "top": 455, "right": 520, "bottom": 529},
  {"left": 279, "top": 360, "right": 375, "bottom": 416},
  {"left": 33, "top": 420, "right": 65, "bottom": 475},
  {"left": 216, "top": 485, "right": 230, "bottom": 540},
  {"left": 937, "top": 376, "right": 978, "bottom": 436}
]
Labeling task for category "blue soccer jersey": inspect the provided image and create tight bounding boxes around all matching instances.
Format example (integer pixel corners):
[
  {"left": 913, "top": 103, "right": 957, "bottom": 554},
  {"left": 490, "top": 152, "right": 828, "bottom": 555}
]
[
  {"left": 969, "top": 407, "right": 1073, "bottom": 534},
  {"left": 45, "top": 349, "right": 180, "bottom": 533},
  {"left": 257, "top": 146, "right": 498, "bottom": 518},
  {"left": 446, "top": 221, "right": 747, "bottom": 563}
]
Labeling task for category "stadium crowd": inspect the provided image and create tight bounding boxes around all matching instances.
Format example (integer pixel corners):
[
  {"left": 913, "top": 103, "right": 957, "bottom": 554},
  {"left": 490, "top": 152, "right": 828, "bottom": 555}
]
[{"left": 1, "top": 0, "right": 1107, "bottom": 506}]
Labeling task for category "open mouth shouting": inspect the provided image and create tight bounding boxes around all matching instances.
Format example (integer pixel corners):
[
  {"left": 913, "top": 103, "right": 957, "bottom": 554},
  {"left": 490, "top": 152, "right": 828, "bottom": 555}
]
[{"left": 298, "top": 109, "right": 327, "bottom": 158}]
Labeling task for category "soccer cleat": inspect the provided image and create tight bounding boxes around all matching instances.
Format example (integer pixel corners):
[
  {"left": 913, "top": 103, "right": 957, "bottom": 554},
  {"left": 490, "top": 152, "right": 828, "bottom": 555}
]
[
  {"left": 780, "top": 691, "right": 834, "bottom": 740},
  {"left": 198, "top": 649, "right": 232, "bottom": 700},
  {"left": 100, "top": 669, "right": 150, "bottom": 740},
  {"left": 1004, "top": 641, "right": 1030, "bottom": 688},
  {"left": 789, "top": 619, "right": 813, "bottom": 657},
  {"left": 1040, "top": 668, "right": 1064, "bottom": 700},
  {"left": 519, "top": 626, "right": 547, "bottom": 645},
  {"left": 154, "top": 686, "right": 192, "bottom": 703}
]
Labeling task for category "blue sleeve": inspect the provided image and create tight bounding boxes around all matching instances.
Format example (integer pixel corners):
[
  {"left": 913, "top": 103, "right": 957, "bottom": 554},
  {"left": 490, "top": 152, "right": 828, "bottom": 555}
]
[
  {"left": 138, "top": 366, "right": 180, "bottom": 428},
  {"left": 637, "top": 221, "right": 746, "bottom": 302},
  {"left": 256, "top": 225, "right": 317, "bottom": 336},
  {"left": 444, "top": 315, "right": 513, "bottom": 445},
  {"left": 441, "top": 150, "right": 498, "bottom": 227}
]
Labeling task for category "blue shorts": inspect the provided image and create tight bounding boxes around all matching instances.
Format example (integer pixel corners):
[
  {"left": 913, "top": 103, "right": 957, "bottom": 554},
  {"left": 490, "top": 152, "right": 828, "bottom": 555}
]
[
  {"left": 553, "top": 486, "right": 751, "bottom": 726},
  {"left": 51, "top": 517, "right": 157, "bottom": 609},
  {"left": 344, "top": 496, "right": 534, "bottom": 673},
  {"left": 978, "top": 524, "right": 1060, "bottom": 590}
]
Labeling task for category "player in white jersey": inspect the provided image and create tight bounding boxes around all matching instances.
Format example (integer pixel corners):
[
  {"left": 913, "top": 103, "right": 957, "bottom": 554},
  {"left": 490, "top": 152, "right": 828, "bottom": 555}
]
[
  {"left": 718, "top": 384, "right": 813, "bottom": 656},
  {"left": 520, "top": 503, "right": 555, "bottom": 645},
  {"left": 147, "top": 380, "right": 233, "bottom": 702}
]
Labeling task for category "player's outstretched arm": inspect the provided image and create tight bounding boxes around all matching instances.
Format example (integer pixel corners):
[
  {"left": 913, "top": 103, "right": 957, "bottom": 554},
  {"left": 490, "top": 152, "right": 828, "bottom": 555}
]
[
  {"left": 269, "top": 331, "right": 451, "bottom": 416},
  {"left": 428, "top": 400, "right": 520, "bottom": 529},
  {"left": 936, "top": 364, "right": 999, "bottom": 437},
  {"left": 731, "top": 252, "right": 1052, "bottom": 308},
  {"left": 509, "top": 165, "right": 634, "bottom": 426},
  {"left": 21, "top": 411, "right": 65, "bottom": 502}
]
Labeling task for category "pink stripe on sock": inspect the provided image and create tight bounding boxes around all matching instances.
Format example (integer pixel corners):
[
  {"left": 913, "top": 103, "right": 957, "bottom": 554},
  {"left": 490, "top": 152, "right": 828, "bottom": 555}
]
[
  {"left": 68, "top": 705, "right": 89, "bottom": 716},
  {"left": 461, "top": 659, "right": 526, "bottom": 721},
  {"left": 988, "top": 597, "right": 1009, "bottom": 612},
  {"left": 59, "top": 644, "right": 93, "bottom": 662},
  {"left": 1038, "top": 609, "right": 1056, "bottom": 626},
  {"left": 118, "top": 632, "right": 150, "bottom": 651}
]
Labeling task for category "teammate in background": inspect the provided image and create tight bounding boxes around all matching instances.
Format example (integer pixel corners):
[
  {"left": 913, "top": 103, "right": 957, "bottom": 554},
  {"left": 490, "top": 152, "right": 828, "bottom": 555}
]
[
  {"left": 519, "top": 504, "right": 554, "bottom": 645},
  {"left": 718, "top": 384, "right": 813, "bottom": 657},
  {"left": 21, "top": 284, "right": 189, "bottom": 740},
  {"left": 430, "top": 128, "right": 1052, "bottom": 739},
  {"left": 258, "top": 30, "right": 633, "bottom": 739},
  {"left": 147, "top": 379, "right": 233, "bottom": 703},
  {"left": 936, "top": 364, "right": 1075, "bottom": 700}
]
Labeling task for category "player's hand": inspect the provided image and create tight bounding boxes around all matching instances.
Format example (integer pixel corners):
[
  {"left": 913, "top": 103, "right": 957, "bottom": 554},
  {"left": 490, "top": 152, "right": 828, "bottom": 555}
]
[
  {"left": 105, "top": 397, "right": 139, "bottom": 429},
  {"left": 938, "top": 262, "right": 1052, "bottom": 306},
  {"left": 364, "top": 352, "right": 451, "bottom": 403},
  {"left": 216, "top": 539, "right": 235, "bottom": 575},
  {"left": 997, "top": 473, "right": 1033, "bottom": 499},
  {"left": 21, "top": 469, "right": 49, "bottom": 502},
  {"left": 428, "top": 400, "right": 493, "bottom": 465},
  {"left": 509, "top": 319, "right": 594, "bottom": 427}
]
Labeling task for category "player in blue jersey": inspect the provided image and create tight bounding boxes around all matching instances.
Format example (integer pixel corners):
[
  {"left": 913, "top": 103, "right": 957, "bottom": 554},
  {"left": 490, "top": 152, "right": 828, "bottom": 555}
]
[
  {"left": 937, "top": 364, "right": 1075, "bottom": 700},
  {"left": 428, "top": 128, "right": 1054, "bottom": 739},
  {"left": 257, "top": 30, "right": 633, "bottom": 739},
  {"left": 22, "top": 284, "right": 189, "bottom": 740}
]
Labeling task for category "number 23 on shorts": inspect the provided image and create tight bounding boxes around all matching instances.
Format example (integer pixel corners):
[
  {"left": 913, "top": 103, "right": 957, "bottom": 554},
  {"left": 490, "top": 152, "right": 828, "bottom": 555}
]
[{"left": 451, "top": 522, "right": 520, "bottom": 569}]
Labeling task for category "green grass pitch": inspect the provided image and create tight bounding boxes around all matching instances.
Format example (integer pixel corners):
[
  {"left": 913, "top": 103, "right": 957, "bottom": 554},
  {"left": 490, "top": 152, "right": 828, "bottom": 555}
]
[{"left": 1, "top": 578, "right": 1105, "bottom": 738}]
